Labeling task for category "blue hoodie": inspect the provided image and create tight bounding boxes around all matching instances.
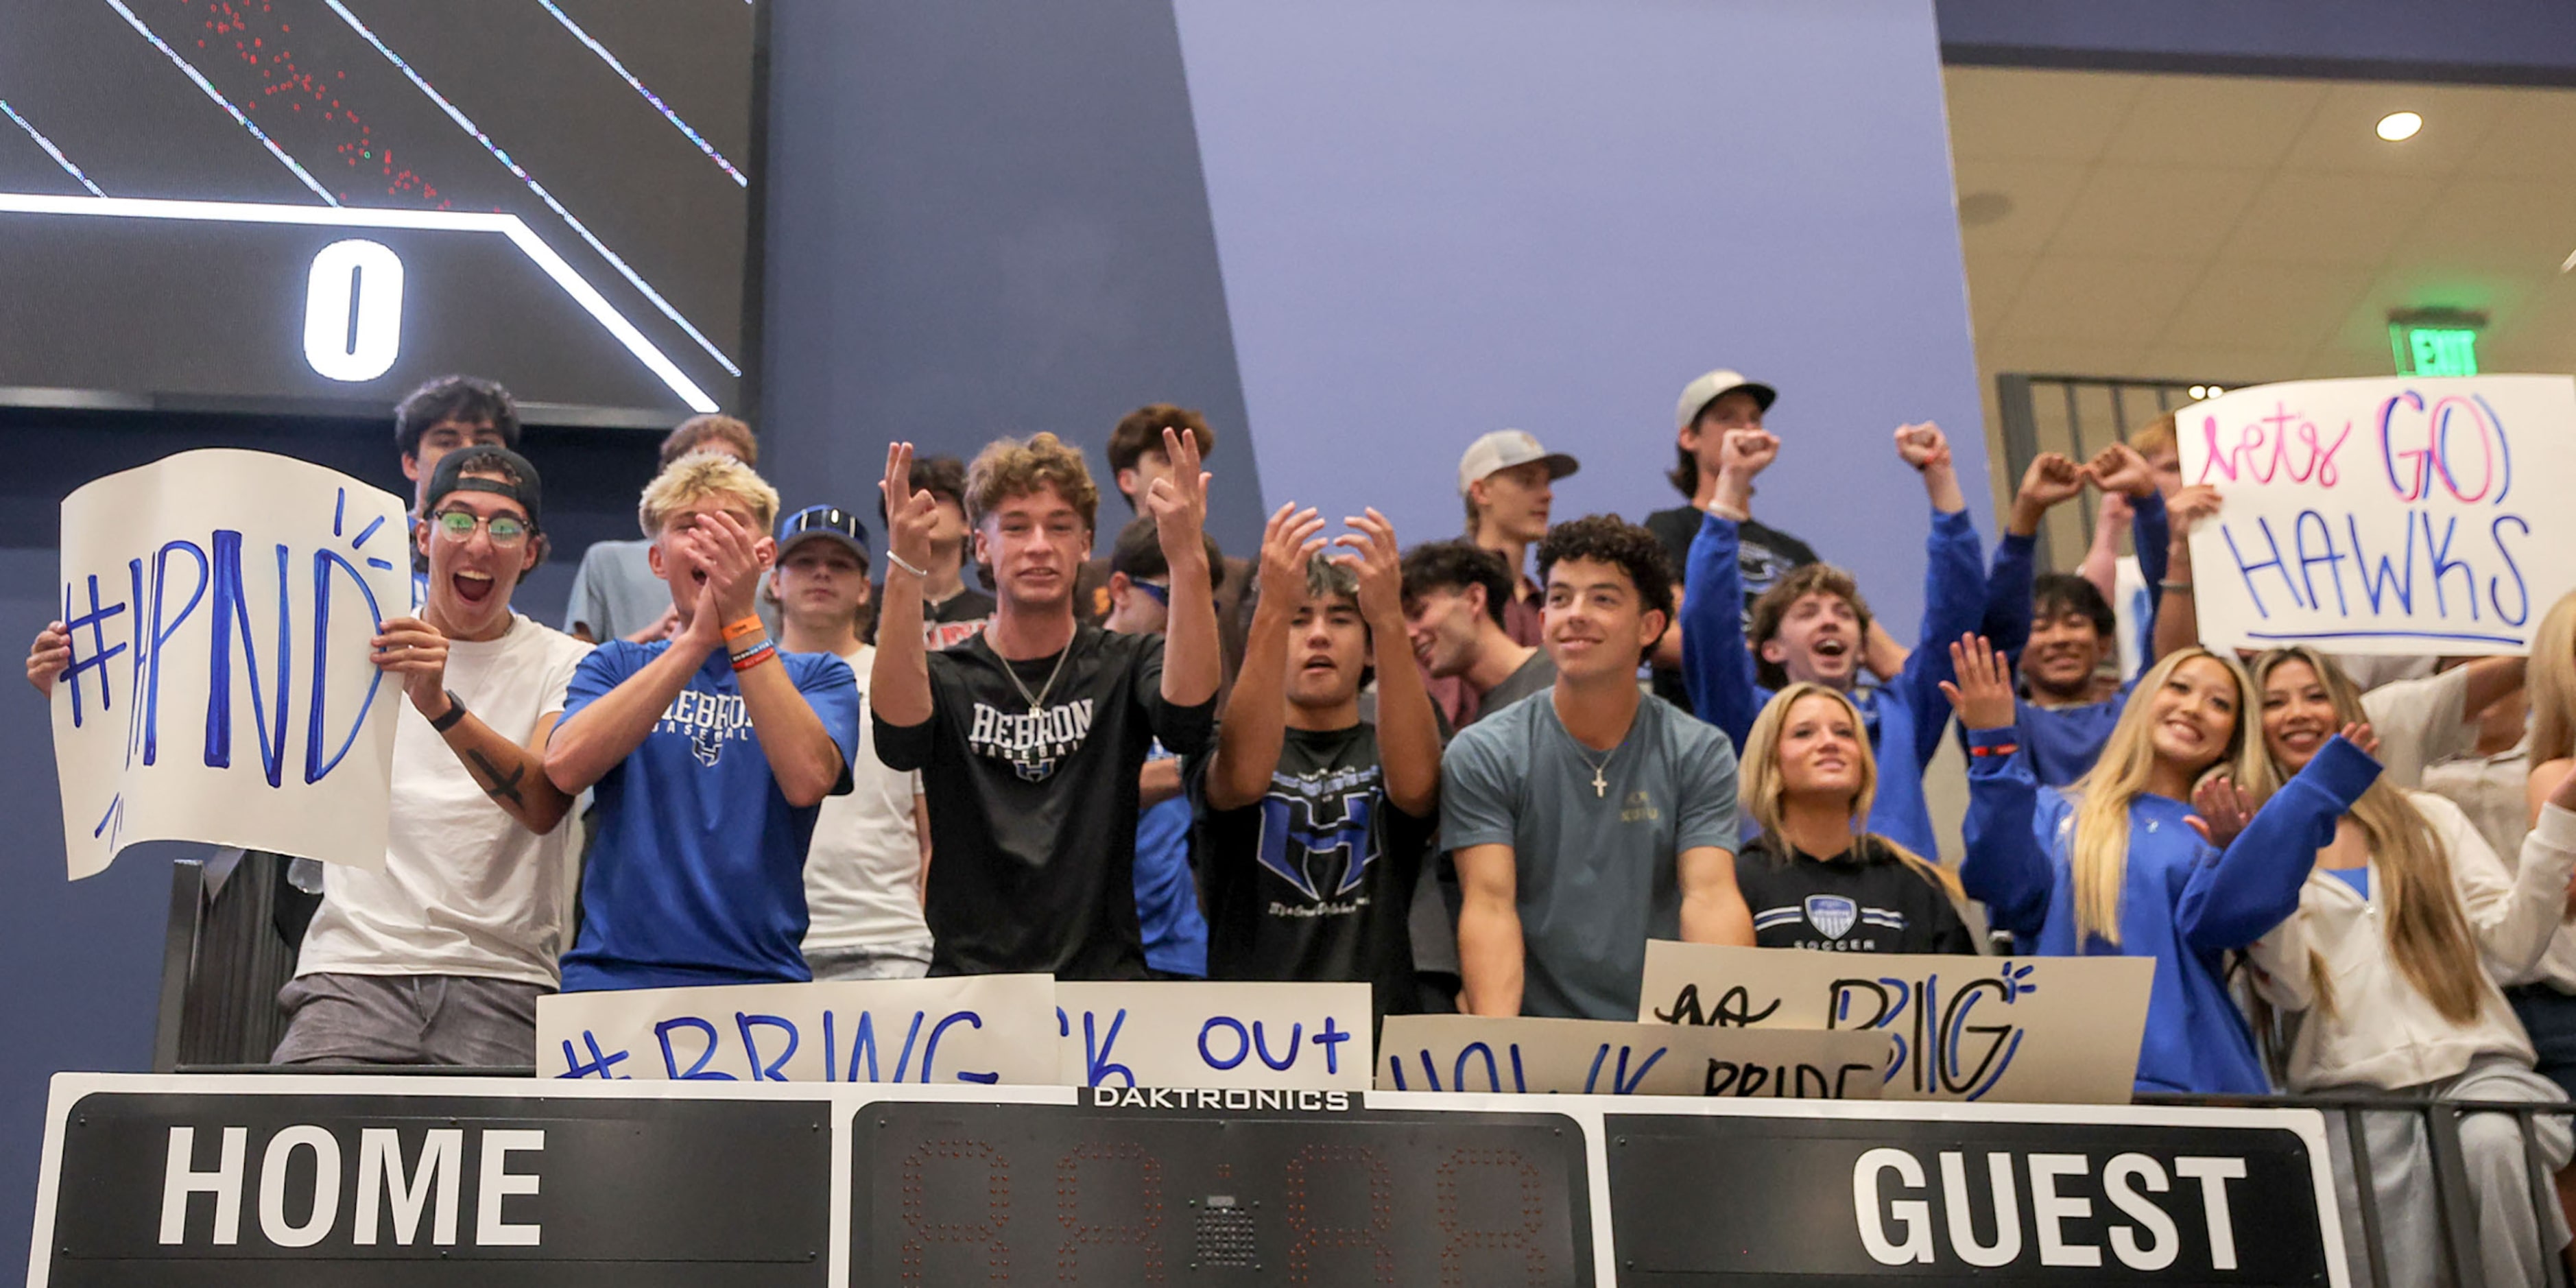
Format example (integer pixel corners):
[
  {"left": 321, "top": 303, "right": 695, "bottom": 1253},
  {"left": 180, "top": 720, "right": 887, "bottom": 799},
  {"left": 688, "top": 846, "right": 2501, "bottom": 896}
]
[
  {"left": 1961, "top": 726, "right": 2381, "bottom": 1095},
  {"left": 1682, "top": 506, "right": 1983, "bottom": 859},
  {"left": 1979, "top": 492, "right": 2169, "bottom": 787}
]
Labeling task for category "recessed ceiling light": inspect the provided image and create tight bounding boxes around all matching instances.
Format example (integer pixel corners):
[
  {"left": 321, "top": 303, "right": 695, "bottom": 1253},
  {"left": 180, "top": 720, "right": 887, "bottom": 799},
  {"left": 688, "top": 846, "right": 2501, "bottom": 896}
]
[{"left": 2376, "top": 111, "right": 2423, "bottom": 142}]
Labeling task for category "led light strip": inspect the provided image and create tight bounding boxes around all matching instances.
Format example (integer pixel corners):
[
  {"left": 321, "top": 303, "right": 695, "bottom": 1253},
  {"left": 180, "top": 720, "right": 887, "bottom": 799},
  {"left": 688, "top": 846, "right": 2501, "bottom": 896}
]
[
  {"left": 0, "top": 192, "right": 719, "bottom": 414},
  {"left": 320, "top": 0, "right": 740, "bottom": 378},
  {"left": 94, "top": 0, "right": 339, "bottom": 206},
  {"left": 0, "top": 100, "right": 105, "bottom": 197},
  {"left": 535, "top": 0, "right": 748, "bottom": 188}
]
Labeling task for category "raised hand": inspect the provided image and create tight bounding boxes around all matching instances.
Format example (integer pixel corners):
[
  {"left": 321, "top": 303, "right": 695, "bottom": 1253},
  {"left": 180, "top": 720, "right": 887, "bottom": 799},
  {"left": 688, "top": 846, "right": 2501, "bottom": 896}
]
[
  {"left": 1893, "top": 422, "right": 1951, "bottom": 471},
  {"left": 2009, "top": 452, "right": 2085, "bottom": 535},
  {"left": 1145, "top": 425, "right": 1211, "bottom": 560},
  {"left": 2338, "top": 721, "right": 2381, "bottom": 762},
  {"left": 1717, "top": 427, "right": 1780, "bottom": 480},
  {"left": 1256, "top": 503, "right": 1327, "bottom": 609},
  {"left": 2086, "top": 442, "right": 2157, "bottom": 498},
  {"left": 371, "top": 616, "right": 453, "bottom": 715},
  {"left": 1937, "top": 632, "right": 2018, "bottom": 731},
  {"left": 880, "top": 441, "right": 939, "bottom": 577},
  {"left": 2187, "top": 776, "right": 2256, "bottom": 849},
  {"left": 1335, "top": 508, "right": 1405, "bottom": 628},
  {"left": 25, "top": 621, "right": 69, "bottom": 697},
  {"left": 2166, "top": 484, "right": 2223, "bottom": 536}
]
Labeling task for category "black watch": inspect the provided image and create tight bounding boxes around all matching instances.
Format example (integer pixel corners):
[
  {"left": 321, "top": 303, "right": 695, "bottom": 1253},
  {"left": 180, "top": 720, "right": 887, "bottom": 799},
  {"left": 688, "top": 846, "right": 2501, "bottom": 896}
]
[{"left": 429, "top": 689, "right": 469, "bottom": 733}]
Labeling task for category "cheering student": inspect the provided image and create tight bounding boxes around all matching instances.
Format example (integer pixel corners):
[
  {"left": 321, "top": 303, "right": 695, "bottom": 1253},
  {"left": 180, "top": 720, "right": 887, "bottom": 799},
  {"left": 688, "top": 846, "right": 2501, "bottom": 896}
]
[
  {"left": 1732, "top": 684, "right": 1976, "bottom": 955},
  {"left": 565, "top": 415, "right": 759, "bottom": 645},
  {"left": 1977, "top": 444, "right": 2169, "bottom": 786},
  {"left": 872, "top": 453, "right": 996, "bottom": 651},
  {"left": 1099, "top": 516, "right": 1218, "bottom": 980},
  {"left": 2241, "top": 647, "right": 2576, "bottom": 1288},
  {"left": 1948, "top": 634, "right": 2379, "bottom": 1095},
  {"left": 2076, "top": 412, "right": 2184, "bottom": 679},
  {"left": 1643, "top": 368, "right": 1823, "bottom": 704},
  {"left": 761, "top": 504, "right": 935, "bottom": 981},
  {"left": 542, "top": 453, "right": 860, "bottom": 991},
  {"left": 1197, "top": 503, "right": 1442, "bottom": 1016},
  {"left": 872, "top": 431, "right": 1220, "bottom": 979},
  {"left": 1444, "top": 515, "right": 1755, "bottom": 1020},
  {"left": 1398, "top": 539, "right": 1556, "bottom": 728},
  {"left": 1076, "top": 405, "right": 1252, "bottom": 686},
  {"left": 29, "top": 448, "right": 591, "bottom": 1063},
  {"left": 1680, "top": 422, "right": 1983, "bottom": 858}
]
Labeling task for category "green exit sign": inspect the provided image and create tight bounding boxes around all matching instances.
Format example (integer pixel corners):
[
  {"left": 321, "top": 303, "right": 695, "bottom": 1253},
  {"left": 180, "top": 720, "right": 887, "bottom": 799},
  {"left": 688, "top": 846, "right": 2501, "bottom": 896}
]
[{"left": 2389, "top": 312, "right": 2484, "bottom": 377}]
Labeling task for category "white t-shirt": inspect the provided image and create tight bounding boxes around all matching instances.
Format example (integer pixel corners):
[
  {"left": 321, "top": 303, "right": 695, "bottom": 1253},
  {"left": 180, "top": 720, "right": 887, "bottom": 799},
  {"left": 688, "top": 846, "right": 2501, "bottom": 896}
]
[
  {"left": 800, "top": 644, "right": 931, "bottom": 955},
  {"left": 296, "top": 614, "right": 594, "bottom": 986}
]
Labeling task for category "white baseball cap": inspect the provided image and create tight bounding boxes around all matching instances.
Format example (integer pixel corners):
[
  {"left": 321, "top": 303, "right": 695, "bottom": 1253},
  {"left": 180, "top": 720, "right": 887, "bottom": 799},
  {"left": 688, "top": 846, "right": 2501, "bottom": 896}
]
[
  {"left": 1457, "top": 429, "right": 1580, "bottom": 495},
  {"left": 1675, "top": 368, "right": 1778, "bottom": 431}
]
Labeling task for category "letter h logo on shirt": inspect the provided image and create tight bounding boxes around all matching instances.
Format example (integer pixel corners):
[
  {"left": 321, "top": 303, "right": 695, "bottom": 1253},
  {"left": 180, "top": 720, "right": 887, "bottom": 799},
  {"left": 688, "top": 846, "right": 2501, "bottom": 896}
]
[{"left": 1257, "top": 790, "right": 1376, "bottom": 902}]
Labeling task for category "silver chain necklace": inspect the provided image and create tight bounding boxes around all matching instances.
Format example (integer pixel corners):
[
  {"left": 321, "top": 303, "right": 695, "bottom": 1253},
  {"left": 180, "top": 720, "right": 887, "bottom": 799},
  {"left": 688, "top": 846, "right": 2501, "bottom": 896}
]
[
  {"left": 1570, "top": 739, "right": 1617, "bottom": 798},
  {"left": 999, "top": 636, "right": 1073, "bottom": 713}
]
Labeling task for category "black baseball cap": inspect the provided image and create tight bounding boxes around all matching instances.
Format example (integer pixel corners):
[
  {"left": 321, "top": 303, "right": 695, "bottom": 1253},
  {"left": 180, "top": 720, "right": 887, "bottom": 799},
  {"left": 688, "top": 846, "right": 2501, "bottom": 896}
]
[
  {"left": 776, "top": 504, "right": 870, "bottom": 563},
  {"left": 423, "top": 445, "right": 543, "bottom": 529}
]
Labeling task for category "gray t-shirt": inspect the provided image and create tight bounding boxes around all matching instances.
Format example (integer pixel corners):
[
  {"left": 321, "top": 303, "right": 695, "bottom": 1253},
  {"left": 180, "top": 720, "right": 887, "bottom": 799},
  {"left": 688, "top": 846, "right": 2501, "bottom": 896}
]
[
  {"left": 1440, "top": 691, "right": 1739, "bottom": 1020},
  {"left": 1468, "top": 649, "right": 1557, "bottom": 726},
  {"left": 563, "top": 539, "right": 667, "bottom": 642}
]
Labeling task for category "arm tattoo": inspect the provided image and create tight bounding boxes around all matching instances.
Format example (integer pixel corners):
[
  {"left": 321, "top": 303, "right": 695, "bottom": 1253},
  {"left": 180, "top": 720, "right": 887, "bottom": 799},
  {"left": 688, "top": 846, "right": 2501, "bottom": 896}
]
[{"left": 466, "top": 747, "right": 528, "bottom": 809}]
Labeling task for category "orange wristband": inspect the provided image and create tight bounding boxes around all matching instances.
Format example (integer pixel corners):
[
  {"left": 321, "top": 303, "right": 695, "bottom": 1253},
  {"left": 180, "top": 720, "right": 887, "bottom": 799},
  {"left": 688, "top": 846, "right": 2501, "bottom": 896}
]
[{"left": 721, "top": 615, "right": 766, "bottom": 643}]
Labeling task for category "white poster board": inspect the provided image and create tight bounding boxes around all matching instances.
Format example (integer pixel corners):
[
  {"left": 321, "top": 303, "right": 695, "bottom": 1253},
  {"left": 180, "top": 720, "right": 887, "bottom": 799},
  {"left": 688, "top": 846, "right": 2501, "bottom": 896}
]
[
  {"left": 1055, "top": 981, "right": 1372, "bottom": 1090},
  {"left": 1636, "top": 942, "right": 2153, "bottom": 1104},
  {"left": 535, "top": 975, "right": 1058, "bottom": 1083},
  {"left": 1377, "top": 1014, "right": 1889, "bottom": 1098},
  {"left": 51, "top": 449, "right": 409, "bottom": 879},
  {"left": 2174, "top": 374, "right": 2576, "bottom": 655}
]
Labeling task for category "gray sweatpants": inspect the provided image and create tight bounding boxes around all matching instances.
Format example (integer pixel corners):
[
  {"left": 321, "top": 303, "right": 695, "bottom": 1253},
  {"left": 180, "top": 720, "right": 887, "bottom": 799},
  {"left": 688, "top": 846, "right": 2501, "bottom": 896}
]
[
  {"left": 2324, "top": 1061, "right": 2574, "bottom": 1288},
  {"left": 272, "top": 973, "right": 547, "bottom": 1068}
]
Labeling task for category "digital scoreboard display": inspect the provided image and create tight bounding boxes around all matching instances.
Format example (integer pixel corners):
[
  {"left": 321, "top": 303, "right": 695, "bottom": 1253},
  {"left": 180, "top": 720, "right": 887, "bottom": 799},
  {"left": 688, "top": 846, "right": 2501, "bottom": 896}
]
[
  {"left": 853, "top": 1099, "right": 1595, "bottom": 1285},
  {"left": 0, "top": 0, "right": 757, "bottom": 418}
]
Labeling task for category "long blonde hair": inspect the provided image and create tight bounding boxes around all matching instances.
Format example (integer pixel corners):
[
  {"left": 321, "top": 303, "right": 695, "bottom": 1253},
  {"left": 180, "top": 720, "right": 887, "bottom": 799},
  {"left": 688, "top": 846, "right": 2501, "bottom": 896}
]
[
  {"left": 2531, "top": 589, "right": 2576, "bottom": 763},
  {"left": 2251, "top": 647, "right": 2485, "bottom": 1023},
  {"left": 1739, "top": 684, "right": 1961, "bottom": 899},
  {"left": 2066, "top": 648, "right": 2268, "bottom": 946}
]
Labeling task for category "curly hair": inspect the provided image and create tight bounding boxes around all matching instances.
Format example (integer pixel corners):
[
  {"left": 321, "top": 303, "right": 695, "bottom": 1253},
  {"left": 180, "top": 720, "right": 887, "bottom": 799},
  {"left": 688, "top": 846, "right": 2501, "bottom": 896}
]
[
  {"left": 1748, "top": 564, "right": 1872, "bottom": 689},
  {"left": 394, "top": 374, "right": 519, "bottom": 458},
  {"left": 966, "top": 433, "right": 1100, "bottom": 534},
  {"left": 659, "top": 414, "right": 757, "bottom": 468},
  {"left": 1534, "top": 514, "right": 1674, "bottom": 663},
  {"left": 1400, "top": 539, "right": 1512, "bottom": 627}
]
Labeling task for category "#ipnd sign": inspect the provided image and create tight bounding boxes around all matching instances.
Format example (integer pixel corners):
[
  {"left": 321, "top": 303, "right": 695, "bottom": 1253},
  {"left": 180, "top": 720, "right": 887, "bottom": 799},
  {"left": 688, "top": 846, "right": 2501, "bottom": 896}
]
[
  {"left": 51, "top": 449, "right": 410, "bottom": 879},
  {"left": 2177, "top": 374, "right": 2576, "bottom": 655}
]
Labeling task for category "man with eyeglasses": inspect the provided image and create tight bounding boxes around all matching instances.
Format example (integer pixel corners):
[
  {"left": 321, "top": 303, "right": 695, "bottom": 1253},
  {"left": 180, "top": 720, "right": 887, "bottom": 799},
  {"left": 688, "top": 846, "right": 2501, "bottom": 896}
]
[
  {"left": 276, "top": 448, "right": 591, "bottom": 1063},
  {"left": 764, "top": 504, "right": 935, "bottom": 981}
]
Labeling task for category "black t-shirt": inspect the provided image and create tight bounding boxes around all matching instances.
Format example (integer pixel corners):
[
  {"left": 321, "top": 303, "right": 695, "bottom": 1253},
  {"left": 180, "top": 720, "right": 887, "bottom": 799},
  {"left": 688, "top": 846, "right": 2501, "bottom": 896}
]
[
  {"left": 922, "top": 586, "right": 998, "bottom": 651},
  {"left": 875, "top": 623, "right": 1216, "bottom": 979},
  {"left": 1644, "top": 505, "right": 1822, "bottom": 706},
  {"left": 1732, "top": 834, "right": 1977, "bottom": 955},
  {"left": 1194, "top": 724, "right": 1439, "bottom": 1016}
]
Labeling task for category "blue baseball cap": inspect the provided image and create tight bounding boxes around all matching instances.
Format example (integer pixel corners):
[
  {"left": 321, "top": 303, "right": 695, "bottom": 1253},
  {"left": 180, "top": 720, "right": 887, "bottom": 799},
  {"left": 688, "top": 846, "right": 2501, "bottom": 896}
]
[{"left": 776, "top": 504, "right": 870, "bottom": 564}]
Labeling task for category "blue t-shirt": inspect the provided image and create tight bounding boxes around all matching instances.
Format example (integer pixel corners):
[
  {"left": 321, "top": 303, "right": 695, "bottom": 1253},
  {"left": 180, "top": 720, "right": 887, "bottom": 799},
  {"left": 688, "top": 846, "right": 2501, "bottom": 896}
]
[
  {"left": 556, "top": 640, "right": 862, "bottom": 991},
  {"left": 1134, "top": 743, "right": 1209, "bottom": 977}
]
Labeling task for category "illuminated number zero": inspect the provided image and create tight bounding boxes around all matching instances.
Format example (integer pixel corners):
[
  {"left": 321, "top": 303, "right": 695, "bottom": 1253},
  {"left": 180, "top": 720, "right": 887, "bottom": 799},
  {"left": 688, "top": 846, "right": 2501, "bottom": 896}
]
[{"left": 302, "top": 239, "right": 403, "bottom": 382}]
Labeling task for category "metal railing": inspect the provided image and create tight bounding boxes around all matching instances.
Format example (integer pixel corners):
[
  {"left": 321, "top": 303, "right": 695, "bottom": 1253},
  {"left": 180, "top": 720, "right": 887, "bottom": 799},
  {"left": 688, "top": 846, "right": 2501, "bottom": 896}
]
[{"left": 1993, "top": 372, "right": 2253, "bottom": 569}]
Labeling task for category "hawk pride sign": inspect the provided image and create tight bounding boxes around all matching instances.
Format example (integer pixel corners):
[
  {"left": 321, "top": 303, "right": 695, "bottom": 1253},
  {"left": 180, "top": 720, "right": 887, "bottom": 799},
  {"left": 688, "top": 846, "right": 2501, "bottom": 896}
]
[{"left": 2177, "top": 374, "right": 2576, "bottom": 655}]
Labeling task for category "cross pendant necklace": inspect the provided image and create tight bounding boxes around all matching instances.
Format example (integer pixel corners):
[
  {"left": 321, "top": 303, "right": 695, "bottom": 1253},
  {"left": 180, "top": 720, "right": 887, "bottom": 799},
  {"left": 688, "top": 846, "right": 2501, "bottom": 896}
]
[
  {"left": 1573, "top": 740, "right": 1617, "bottom": 798},
  {"left": 1590, "top": 765, "right": 1609, "bottom": 798}
]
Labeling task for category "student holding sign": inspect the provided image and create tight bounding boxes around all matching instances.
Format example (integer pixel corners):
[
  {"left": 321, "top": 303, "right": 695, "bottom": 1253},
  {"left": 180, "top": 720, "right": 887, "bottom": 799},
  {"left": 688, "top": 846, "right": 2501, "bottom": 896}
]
[
  {"left": 542, "top": 454, "right": 861, "bottom": 991},
  {"left": 871, "top": 431, "right": 1221, "bottom": 979},
  {"left": 1679, "top": 421, "right": 1982, "bottom": 859},
  {"left": 2242, "top": 646, "right": 2576, "bottom": 1288},
  {"left": 1948, "top": 635, "right": 2381, "bottom": 1095},
  {"left": 28, "top": 447, "right": 589, "bottom": 1064},
  {"left": 1444, "top": 516, "right": 1755, "bottom": 1020},
  {"left": 1197, "top": 503, "right": 1441, "bottom": 1016},
  {"left": 1732, "top": 684, "right": 1976, "bottom": 955}
]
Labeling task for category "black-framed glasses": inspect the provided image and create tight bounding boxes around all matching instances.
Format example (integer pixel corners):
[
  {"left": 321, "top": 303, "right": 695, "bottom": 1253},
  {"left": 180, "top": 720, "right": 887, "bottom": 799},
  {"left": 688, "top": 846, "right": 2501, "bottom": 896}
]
[{"left": 431, "top": 510, "right": 531, "bottom": 547}]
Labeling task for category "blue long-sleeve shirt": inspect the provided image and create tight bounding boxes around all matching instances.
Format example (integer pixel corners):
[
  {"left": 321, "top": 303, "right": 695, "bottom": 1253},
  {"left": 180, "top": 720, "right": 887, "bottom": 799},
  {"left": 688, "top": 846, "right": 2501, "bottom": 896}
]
[
  {"left": 1977, "top": 492, "right": 2169, "bottom": 787},
  {"left": 1960, "top": 726, "right": 2381, "bottom": 1095},
  {"left": 1682, "top": 506, "right": 1984, "bottom": 858}
]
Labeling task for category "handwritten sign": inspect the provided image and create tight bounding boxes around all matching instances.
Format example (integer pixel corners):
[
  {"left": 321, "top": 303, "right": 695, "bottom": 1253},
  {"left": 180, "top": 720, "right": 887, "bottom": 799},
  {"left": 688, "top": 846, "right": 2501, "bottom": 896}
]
[
  {"left": 1635, "top": 942, "right": 2152, "bottom": 1104},
  {"left": 1054, "top": 981, "right": 1371, "bottom": 1090},
  {"left": 2175, "top": 374, "right": 2576, "bottom": 654},
  {"left": 51, "top": 449, "right": 410, "bottom": 879},
  {"left": 536, "top": 975, "right": 1056, "bottom": 1083},
  {"left": 1376, "top": 1014, "right": 1888, "bottom": 1098}
]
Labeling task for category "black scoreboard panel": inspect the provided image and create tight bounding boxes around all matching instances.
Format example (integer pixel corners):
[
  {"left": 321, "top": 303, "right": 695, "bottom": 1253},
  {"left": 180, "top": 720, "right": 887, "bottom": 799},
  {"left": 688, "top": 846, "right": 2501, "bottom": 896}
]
[{"left": 853, "top": 1099, "right": 1595, "bottom": 1285}]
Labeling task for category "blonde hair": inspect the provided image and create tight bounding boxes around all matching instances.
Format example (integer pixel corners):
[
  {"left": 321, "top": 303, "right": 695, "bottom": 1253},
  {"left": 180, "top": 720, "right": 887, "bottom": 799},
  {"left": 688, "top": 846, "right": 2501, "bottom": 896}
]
[
  {"left": 2066, "top": 647, "right": 2267, "bottom": 946},
  {"left": 2531, "top": 589, "right": 2576, "bottom": 763},
  {"left": 966, "top": 433, "right": 1099, "bottom": 534},
  {"left": 1739, "top": 684, "right": 1961, "bottom": 900},
  {"left": 2131, "top": 410, "right": 2177, "bottom": 460},
  {"left": 2252, "top": 647, "right": 2485, "bottom": 1024},
  {"left": 638, "top": 451, "right": 780, "bottom": 538}
]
